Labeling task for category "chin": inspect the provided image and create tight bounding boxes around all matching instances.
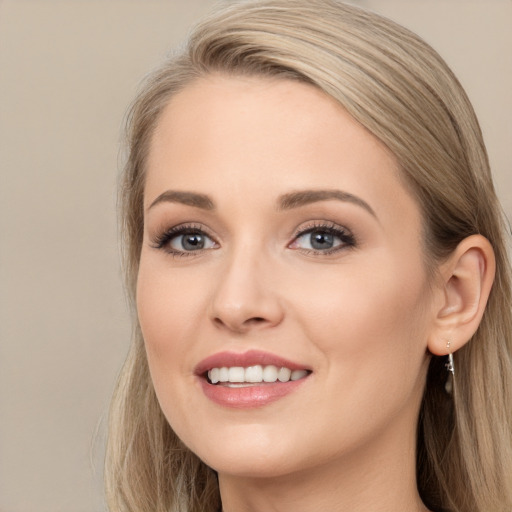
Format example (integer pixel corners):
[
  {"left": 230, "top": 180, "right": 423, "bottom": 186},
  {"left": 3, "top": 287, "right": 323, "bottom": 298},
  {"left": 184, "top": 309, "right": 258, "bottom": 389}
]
[
  {"left": 206, "top": 453, "right": 299, "bottom": 480},
  {"left": 182, "top": 423, "right": 301, "bottom": 478}
]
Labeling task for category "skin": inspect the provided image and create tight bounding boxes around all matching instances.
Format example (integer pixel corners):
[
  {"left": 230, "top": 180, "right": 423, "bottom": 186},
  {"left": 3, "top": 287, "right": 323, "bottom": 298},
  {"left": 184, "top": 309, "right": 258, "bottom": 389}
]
[{"left": 137, "top": 75, "right": 447, "bottom": 512}]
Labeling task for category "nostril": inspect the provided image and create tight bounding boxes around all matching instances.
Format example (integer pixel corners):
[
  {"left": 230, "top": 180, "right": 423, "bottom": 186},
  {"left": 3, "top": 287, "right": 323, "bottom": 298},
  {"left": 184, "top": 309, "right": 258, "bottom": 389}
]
[
  {"left": 213, "top": 318, "right": 224, "bottom": 327},
  {"left": 243, "top": 317, "right": 268, "bottom": 327},
  {"left": 213, "top": 315, "right": 268, "bottom": 331}
]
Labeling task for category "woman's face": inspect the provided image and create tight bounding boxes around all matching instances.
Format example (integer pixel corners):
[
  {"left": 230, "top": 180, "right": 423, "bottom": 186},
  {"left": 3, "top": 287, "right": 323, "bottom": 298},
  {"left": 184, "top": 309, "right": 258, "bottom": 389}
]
[{"left": 137, "top": 75, "right": 435, "bottom": 479}]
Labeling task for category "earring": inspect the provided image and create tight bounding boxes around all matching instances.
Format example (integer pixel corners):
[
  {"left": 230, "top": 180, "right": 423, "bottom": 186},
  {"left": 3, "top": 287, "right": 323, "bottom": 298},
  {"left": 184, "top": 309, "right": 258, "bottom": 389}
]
[
  {"left": 445, "top": 340, "right": 454, "bottom": 394},
  {"left": 445, "top": 340, "right": 455, "bottom": 375}
]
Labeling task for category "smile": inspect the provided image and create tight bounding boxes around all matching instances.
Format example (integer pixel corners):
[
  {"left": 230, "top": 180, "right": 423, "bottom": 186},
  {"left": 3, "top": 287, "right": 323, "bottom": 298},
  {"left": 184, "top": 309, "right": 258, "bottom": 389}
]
[
  {"left": 207, "top": 365, "right": 310, "bottom": 385},
  {"left": 196, "top": 350, "right": 312, "bottom": 408}
]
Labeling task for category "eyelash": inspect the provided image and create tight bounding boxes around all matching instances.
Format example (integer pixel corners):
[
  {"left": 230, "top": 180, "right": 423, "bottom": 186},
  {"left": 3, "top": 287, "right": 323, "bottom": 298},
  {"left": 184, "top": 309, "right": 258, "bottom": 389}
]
[
  {"left": 150, "top": 223, "right": 218, "bottom": 258},
  {"left": 150, "top": 221, "right": 356, "bottom": 257},
  {"left": 290, "top": 221, "right": 356, "bottom": 255}
]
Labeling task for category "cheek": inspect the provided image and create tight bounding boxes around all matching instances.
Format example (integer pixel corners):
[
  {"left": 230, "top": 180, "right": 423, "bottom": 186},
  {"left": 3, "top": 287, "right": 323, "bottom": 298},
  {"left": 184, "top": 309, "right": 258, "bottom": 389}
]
[
  {"left": 136, "top": 257, "right": 201, "bottom": 371},
  {"left": 286, "top": 260, "right": 432, "bottom": 448},
  {"left": 292, "top": 256, "right": 431, "bottom": 372},
  {"left": 136, "top": 259, "right": 209, "bottom": 433}
]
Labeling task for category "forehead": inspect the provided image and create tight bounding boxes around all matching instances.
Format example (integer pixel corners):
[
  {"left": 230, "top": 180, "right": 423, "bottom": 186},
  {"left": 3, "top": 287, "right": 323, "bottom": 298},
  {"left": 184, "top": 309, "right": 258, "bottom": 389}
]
[
  {"left": 144, "top": 74, "right": 420, "bottom": 229},
  {"left": 147, "top": 74, "right": 390, "bottom": 165}
]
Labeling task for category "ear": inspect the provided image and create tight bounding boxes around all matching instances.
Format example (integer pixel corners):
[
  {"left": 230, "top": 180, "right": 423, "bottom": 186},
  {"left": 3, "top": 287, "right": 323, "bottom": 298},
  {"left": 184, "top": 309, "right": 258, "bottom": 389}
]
[{"left": 427, "top": 234, "right": 496, "bottom": 356}]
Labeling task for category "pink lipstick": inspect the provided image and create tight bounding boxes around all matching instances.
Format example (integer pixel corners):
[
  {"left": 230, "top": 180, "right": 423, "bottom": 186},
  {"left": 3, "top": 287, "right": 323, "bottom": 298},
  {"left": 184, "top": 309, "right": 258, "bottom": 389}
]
[{"left": 195, "top": 350, "right": 311, "bottom": 409}]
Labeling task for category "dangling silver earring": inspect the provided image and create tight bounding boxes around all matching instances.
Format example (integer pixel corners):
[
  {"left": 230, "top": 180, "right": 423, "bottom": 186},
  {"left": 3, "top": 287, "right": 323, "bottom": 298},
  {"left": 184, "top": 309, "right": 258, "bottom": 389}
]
[{"left": 445, "top": 340, "right": 454, "bottom": 394}]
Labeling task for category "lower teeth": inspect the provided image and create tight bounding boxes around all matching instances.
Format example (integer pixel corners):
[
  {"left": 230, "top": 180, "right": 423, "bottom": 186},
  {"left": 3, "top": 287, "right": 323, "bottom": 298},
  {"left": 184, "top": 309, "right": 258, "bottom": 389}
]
[{"left": 222, "top": 383, "right": 261, "bottom": 388}]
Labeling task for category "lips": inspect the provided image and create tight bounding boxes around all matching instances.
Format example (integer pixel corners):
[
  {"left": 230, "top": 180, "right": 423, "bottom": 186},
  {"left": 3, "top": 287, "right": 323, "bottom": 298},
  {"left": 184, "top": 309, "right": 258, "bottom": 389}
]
[{"left": 195, "top": 350, "right": 312, "bottom": 408}]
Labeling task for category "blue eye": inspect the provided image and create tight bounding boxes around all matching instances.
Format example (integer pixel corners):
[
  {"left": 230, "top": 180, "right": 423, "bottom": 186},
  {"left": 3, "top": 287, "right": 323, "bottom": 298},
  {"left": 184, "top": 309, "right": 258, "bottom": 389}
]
[
  {"left": 169, "top": 232, "right": 215, "bottom": 252},
  {"left": 153, "top": 225, "right": 217, "bottom": 255},
  {"left": 291, "top": 225, "right": 355, "bottom": 253}
]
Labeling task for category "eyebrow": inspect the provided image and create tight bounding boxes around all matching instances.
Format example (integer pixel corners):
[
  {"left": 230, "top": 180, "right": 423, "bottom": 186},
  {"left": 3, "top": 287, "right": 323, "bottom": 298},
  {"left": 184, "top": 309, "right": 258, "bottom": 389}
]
[
  {"left": 147, "top": 190, "right": 215, "bottom": 212},
  {"left": 278, "top": 189, "right": 376, "bottom": 217},
  {"left": 146, "top": 188, "right": 376, "bottom": 218}
]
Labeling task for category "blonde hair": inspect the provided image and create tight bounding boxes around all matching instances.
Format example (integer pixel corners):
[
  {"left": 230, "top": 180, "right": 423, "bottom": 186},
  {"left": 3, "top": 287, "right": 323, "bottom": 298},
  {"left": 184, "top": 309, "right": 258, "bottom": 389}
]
[{"left": 106, "top": 1, "right": 512, "bottom": 511}]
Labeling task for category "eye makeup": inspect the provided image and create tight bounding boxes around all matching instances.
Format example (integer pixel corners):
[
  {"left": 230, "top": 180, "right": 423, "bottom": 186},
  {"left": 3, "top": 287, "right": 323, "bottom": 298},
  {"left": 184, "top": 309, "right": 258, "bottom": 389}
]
[
  {"left": 150, "top": 223, "right": 218, "bottom": 257},
  {"left": 149, "top": 217, "right": 356, "bottom": 260},
  {"left": 289, "top": 221, "right": 356, "bottom": 256}
]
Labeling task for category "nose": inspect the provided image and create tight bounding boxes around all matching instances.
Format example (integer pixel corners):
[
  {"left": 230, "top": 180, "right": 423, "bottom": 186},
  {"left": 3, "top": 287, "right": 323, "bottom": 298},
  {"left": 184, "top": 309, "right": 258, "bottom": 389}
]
[{"left": 209, "top": 248, "right": 284, "bottom": 333}]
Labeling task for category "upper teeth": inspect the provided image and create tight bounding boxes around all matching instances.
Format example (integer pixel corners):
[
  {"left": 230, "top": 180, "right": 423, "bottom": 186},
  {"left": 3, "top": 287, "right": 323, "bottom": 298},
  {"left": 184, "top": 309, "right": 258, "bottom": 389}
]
[{"left": 207, "top": 365, "right": 308, "bottom": 384}]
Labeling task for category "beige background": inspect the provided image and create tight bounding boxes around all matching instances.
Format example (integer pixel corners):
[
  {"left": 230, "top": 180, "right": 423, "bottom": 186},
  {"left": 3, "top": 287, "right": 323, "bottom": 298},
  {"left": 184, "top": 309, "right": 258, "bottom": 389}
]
[{"left": 0, "top": 1, "right": 510, "bottom": 511}]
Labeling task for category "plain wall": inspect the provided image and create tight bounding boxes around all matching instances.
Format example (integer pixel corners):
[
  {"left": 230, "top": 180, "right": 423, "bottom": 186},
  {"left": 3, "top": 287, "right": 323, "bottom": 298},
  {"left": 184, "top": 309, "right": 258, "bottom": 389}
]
[{"left": 0, "top": 1, "right": 510, "bottom": 511}]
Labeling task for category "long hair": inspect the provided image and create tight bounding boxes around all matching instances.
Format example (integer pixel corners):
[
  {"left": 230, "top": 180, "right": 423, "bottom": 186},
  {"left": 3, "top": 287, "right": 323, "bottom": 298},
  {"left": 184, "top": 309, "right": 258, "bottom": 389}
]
[{"left": 106, "top": 1, "right": 512, "bottom": 511}]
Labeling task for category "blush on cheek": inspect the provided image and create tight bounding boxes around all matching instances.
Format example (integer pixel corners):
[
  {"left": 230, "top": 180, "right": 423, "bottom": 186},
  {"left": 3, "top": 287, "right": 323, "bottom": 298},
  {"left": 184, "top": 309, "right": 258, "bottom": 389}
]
[{"left": 301, "top": 269, "right": 428, "bottom": 371}]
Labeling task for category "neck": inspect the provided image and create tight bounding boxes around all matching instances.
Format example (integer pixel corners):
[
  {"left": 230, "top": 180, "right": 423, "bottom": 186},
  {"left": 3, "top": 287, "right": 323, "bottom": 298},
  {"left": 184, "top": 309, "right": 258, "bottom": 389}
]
[{"left": 218, "top": 414, "right": 429, "bottom": 512}]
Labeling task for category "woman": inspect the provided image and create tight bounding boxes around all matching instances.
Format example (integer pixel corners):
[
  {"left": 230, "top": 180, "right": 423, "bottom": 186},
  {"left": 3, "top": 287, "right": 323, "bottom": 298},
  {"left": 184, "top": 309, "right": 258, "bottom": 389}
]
[{"left": 106, "top": 1, "right": 512, "bottom": 511}]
